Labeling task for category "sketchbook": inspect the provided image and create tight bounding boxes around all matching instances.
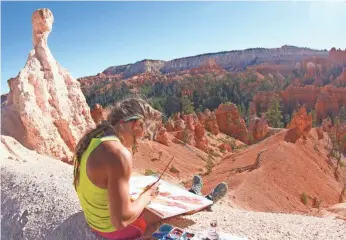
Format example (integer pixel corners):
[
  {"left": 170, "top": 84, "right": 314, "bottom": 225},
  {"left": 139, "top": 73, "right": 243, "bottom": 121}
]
[{"left": 129, "top": 175, "right": 213, "bottom": 219}]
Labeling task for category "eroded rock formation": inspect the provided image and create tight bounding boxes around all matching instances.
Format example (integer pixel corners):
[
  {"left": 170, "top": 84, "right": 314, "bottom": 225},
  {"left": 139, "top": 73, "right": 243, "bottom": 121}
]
[
  {"left": 90, "top": 104, "right": 107, "bottom": 124},
  {"left": 253, "top": 85, "right": 346, "bottom": 123},
  {"left": 215, "top": 103, "right": 249, "bottom": 143},
  {"left": 1, "top": 9, "right": 95, "bottom": 161},
  {"left": 194, "top": 122, "right": 209, "bottom": 152},
  {"left": 248, "top": 114, "right": 269, "bottom": 143},
  {"left": 164, "top": 113, "right": 210, "bottom": 152},
  {"left": 198, "top": 109, "right": 219, "bottom": 135},
  {"left": 102, "top": 45, "right": 328, "bottom": 77},
  {"left": 154, "top": 126, "right": 169, "bottom": 146},
  {"left": 285, "top": 107, "right": 312, "bottom": 143},
  {"left": 218, "top": 143, "right": 232, "bottom": 152}
]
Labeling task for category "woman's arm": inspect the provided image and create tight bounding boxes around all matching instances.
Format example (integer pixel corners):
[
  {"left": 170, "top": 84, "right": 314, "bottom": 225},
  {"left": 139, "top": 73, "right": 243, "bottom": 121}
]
[{"left": 103, "top": 141, "right": 157, "bottom": 229}]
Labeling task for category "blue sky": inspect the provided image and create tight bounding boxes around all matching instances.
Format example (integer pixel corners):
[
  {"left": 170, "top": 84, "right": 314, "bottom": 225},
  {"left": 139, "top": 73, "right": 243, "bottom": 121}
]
[{"left": 1, "top": 1, "right": 346, "bottom": 94}]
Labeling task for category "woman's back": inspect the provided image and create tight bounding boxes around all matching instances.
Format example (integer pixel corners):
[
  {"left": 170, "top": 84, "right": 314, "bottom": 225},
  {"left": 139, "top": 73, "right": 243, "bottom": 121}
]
[{"left": 76, "top": 136, "right": 120, "bottom": 233}]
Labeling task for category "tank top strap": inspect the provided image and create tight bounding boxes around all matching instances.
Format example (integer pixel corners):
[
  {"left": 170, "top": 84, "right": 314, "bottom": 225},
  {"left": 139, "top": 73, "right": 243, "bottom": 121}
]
[{"left": 88, "top": 135, "right": 120, "bottom": 153}]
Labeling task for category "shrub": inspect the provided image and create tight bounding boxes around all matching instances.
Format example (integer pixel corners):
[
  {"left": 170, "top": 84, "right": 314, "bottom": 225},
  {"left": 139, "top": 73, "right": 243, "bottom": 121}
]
[
  {"left": 301, "top": 192, "right": 308, "bottom": 205},
  {"left": 170, "top": 166, "right": 180, "bottom": 174},
  {"left": 340, "top": 161, "right": 345, "bottom": 168},
  {"left": 144, "top": 169, "right": 156, "bottom": 176}
]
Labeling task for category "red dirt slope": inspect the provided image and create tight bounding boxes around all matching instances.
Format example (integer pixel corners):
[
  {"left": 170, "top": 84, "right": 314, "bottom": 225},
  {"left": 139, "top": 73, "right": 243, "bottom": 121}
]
[
  {"left": 133, "top": 137, "right": 209, "bottom": 183},
  {"left": 203, "top": 128, "right": 346, "bottom": 214}
]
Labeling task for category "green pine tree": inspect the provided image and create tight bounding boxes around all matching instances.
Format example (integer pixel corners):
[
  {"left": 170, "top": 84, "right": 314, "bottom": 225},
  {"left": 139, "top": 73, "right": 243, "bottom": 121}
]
[
  {"left": 310, "top": 110, "right": 317, "bottom": 127},
  {"left": 181, "top": 95, "right": 194, "bottom": 114},
  {"left": 265, "top": 95, "right": 283, "bottom": 128},
  {"left": 339, "top": 106, "right": 346, "bottom": 124},
  {"left": 237, "top": 103, "right": 246, "bottom": 118}
]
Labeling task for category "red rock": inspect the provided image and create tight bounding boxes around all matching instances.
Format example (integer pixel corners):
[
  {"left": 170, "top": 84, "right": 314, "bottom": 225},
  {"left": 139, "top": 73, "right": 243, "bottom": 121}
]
[
  {"left": 329, "top": 48, "right": 346, "bottom": 65},
  {"left": 285, "top": 106, "right": 312, "bottom": 142},
  {"left": 173, "top": 118, "right": 195, "bottom": 146},
  {"left": 199, "top": 110, "right": 219, "bottom": 135},
  {"left": 218, "top": 143, "right": 232, "bottom": 152},
  {"left": 194, "top": 122, "right": 209, "bottom": 152},
  {"left": 215, "top": 103, "right": 249, "bottom": 143},
  {"left": 249, "top": 101, "right": 256, "bottom": 116},
  {"left": 90, "top": 104, "right": 107, "bottom": 124},
  {"left": 252, "top": 86, "right": 346, "bottom": 124},
  {"left": 165, "top": 118, "right": 175, "bottom": 132},
  {"left": 315, "top": 88, "right": 339, "bottom": 123},
  {"left": 154, "top": 126, "right": 169, "bottom": 146},
  {"left": 322, "top": 118, "right": 333, "bottom": 132},
  {"left": 1, "top": 9, "right": 95, "bottom": 161},
  {"left": 335, "top": 67, "right": 346, "bottom": 86},
  {"left": 335, "top": 124, "right": 346, "bottom": 153},
  {"left": 316, "top": 127, "right": 324, "bottom": 140},
  {"left": 249, "top": 114, "right": 269, "bottom": 143}
]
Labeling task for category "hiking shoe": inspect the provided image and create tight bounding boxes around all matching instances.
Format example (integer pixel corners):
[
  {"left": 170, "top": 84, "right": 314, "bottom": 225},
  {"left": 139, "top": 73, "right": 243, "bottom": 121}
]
[
  {"left": 208, "top": 182, "right": 228, "bottom": 204},
  {"left": 191, "top": 175, "right": 203, "bottom": 196}
]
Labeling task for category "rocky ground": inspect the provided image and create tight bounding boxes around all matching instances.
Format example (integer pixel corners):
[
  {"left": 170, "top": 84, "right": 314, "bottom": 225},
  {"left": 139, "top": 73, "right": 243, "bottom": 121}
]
[{"left": 2, "top": 135, "right": 346, "bottom": 240}]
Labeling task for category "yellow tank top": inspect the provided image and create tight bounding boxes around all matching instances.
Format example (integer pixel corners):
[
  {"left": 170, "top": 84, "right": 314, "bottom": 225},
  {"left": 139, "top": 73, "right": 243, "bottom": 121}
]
[{"left": 76, "top": 136, "right": 119, "bottom": 232}]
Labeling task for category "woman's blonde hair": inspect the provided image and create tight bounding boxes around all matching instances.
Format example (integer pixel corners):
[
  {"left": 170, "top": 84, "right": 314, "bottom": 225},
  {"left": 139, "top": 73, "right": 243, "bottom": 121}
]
[{"left": 73, "top": 98, "right": 161, "bottom": 189}]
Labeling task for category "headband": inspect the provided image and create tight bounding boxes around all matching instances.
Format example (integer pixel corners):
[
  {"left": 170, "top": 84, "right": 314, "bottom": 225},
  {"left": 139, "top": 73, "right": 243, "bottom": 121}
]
[{"left": 120, "top": 114, "right": 143, "bottom": 123}]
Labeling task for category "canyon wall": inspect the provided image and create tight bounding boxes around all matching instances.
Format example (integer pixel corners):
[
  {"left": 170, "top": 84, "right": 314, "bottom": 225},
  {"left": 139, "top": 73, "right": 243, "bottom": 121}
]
[{"left": 102, "top": 46, "right": 328, "bottom": 77}]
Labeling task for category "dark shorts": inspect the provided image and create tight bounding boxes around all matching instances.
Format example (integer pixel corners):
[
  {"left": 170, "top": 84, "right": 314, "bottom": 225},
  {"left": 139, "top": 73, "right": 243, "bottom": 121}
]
[{"left": 92, "top": 214, "right": 146, "bottom": 240}]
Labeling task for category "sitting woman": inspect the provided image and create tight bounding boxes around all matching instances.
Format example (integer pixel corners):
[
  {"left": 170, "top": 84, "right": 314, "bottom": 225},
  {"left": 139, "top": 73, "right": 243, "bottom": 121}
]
[{"left": 73, "top": 98, "right": 228, "bottom": 240}]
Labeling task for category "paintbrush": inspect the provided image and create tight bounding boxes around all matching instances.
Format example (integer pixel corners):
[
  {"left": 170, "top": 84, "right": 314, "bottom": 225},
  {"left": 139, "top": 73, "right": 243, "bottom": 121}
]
[{"left": 143, "top": 156, "right": 174, "bottom": 193}]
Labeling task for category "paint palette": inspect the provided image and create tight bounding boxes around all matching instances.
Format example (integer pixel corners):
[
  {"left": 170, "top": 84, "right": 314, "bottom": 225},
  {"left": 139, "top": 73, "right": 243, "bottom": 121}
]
[{"left": 152, "top": 224, "right": 195, "bottom": 240}]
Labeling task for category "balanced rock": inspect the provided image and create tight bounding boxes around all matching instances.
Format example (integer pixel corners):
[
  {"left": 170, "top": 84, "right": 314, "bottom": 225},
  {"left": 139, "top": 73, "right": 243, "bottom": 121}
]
[{"left": 1, "top": 9, "right": 95, "bottom": 161}]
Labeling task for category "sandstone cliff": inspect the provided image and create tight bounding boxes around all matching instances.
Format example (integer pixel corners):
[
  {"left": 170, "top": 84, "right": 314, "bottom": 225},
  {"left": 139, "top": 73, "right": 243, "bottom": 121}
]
[
  {"left": 253, "top": 85, "right": 346, "bottom": 123},
  {"left": 1, "top": 9, "right": 95, "bottom": 161},
  {"left": 102, "top": 46, "right": 328, "bottom": 78}
]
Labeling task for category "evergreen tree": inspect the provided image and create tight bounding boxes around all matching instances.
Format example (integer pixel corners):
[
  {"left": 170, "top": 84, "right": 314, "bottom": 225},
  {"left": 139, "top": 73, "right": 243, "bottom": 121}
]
[
  {"left": 181, "top": 95, "right": 194, "bottom": 114},
  {"left": 237, "top": 103, "right": 246, "bottom": 118},
  {"left": 165, "top": 95, "right": 181, "bottom": 117},
  {"left": 339, "top": 106, "right": 346, "bottom": 124},
  {"left": 152, "top": 100, "right": 163, "bottom": 112},
  {"left": 310, "top": 110, "right": 317, "bottom": 127},
  {"left": 265, "top": 95, "right": 283, "bottom": 128},
  {"left": 284, "top": 114, "right": 291, "bottom": 127}
]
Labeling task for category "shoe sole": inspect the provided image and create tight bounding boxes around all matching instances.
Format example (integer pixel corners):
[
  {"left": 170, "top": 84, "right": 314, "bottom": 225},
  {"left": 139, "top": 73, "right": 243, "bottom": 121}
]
[
  {"left": 192, "top": 175, "right": 203, "bottom": 195},
  {"left": 212, "top": 182, "right": 228, "bottom": 203}
]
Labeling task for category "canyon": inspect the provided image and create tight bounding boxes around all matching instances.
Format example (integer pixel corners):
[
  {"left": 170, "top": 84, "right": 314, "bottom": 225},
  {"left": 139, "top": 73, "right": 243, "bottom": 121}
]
[{"left": 1, "top": 7, "right": 346, "bottom": 240}]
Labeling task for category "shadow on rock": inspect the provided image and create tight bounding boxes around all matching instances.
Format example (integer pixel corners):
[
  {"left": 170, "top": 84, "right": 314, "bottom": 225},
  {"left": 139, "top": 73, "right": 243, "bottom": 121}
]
[{"left": 45, "top": 211, "right": 104, "bottom": 240}]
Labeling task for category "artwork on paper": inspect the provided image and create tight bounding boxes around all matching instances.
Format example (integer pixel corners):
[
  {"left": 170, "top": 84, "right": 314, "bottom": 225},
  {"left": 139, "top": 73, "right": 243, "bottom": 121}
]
[{"left": 129, "top": 176, "right": 213, "bottom": 219}]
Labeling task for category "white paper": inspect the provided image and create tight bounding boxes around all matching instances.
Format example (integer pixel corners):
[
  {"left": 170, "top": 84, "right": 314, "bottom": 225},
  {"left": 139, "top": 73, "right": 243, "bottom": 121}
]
[{"left": 129, "top": 175, "right": 213, "bottom": 219}]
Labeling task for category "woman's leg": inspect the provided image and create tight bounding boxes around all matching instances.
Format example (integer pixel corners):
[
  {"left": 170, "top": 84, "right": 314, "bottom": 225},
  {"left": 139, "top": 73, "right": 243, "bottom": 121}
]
[
  {"left": 92, "top": 213, "right": 148, "bottom": 240},
  {"left": 143, "top": 208, "right": 161, "bottom": 227},
  {"left": 188, "top": 175, "right": 228, "bottom": 204},
  {"left": 188, "top": 175, "right": 203, "bottom": 195}
]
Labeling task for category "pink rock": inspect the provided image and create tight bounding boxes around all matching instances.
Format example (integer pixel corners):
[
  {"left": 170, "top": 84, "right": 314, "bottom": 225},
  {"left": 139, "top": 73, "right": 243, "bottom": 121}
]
[{"left": 1, "top": 8, "right": 95, "bottom": 162}]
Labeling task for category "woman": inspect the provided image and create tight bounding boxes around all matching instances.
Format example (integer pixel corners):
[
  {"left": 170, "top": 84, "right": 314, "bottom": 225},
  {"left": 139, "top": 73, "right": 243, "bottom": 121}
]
[
  {"left": 73, "top": 98, "right": 228, "bottom": 240},
  {"left": 73, "top": 98, "right": 162, "bottom": 240}
]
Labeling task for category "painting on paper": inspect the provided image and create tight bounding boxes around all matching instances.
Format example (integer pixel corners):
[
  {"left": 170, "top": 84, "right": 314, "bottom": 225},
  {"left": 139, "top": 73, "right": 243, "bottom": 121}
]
[{"left": 129, "top": 176, "right": 213, "bottom": 219}]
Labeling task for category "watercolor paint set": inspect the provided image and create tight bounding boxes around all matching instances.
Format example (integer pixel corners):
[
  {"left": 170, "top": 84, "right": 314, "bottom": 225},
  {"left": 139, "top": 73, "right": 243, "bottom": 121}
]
[{"left": 152, "top": 224, "right": 195, "bottom": 240}]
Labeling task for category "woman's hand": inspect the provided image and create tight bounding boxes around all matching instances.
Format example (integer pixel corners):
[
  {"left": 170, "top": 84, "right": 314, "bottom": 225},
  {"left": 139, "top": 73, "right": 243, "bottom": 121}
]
[{"left": 140, "top": 182, "right": 160, "bottom": 204}]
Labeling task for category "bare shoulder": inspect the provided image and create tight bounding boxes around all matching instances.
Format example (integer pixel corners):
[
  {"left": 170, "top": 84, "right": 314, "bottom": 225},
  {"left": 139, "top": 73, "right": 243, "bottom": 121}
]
[{"left": 97, "top": 141, "right": 133, "bottom": 176}]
